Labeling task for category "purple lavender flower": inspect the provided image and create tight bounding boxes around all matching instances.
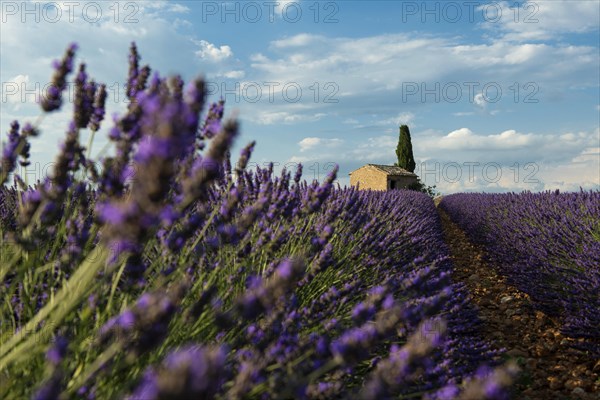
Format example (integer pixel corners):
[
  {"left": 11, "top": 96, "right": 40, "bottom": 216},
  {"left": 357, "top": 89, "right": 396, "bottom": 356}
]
[
  {"left": 126, "top": 42, "right": 141, "bottom": 99},
  {"left": 235, "top": 258, "right": 304, "bottom": 320},
  {"left": 128, "top": 345, "right": 228, "bottom": 399},
  {"left": 0, "top": 121, "right": 21, "bottom": 184},
  {"left": 331, "top": 324, "right": 378, "bottom": 364},
  {"left": 180, "top": 119, "right": 239, "bottom": 209},
  {"left": 429, "top": 383, "right": 460, "bottom": 400},
  {"left": 235, "top": 141, "right": 256, "bottom": 178},
  {"left": 97, "top": 71, "right": 213, "bottom": 277},
  {"left": 1, "top": 122, "right": 40, "bottom": 185},
  {"left": 88, "top": 83, "right": 107, "bottom": 132},
  {"left": 360, "top": 319, "right": 447, "bottom": 399},
  {"left": 41, "top": 43, "right": 78, "bottom": 112},
  {"left": 46, "top": 336, "right": 68, "bottom": 366},
  {"left": 201, "top": 100, "right": 225, "bottom": 139},
  {"left": 98, "top": 286, "right": 185, "bottom": 354},
  {"left": 458, "top": 361, "right": 520, "bottom": 400},
  {"left": 33, "top": 375, "right": 63, "bottom": 400},
  {"left": 73, "top": 63, "right": 97, "bottom": 128}
]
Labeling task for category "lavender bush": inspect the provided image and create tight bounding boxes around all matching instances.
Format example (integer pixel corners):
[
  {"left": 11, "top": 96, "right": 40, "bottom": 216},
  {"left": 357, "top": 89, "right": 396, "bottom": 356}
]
[
  {"left": 0, "top": 44, "right": 517, "bottom": 399},
  {"left": 440, "top": 192, "right": 600, "bottom": 357}
]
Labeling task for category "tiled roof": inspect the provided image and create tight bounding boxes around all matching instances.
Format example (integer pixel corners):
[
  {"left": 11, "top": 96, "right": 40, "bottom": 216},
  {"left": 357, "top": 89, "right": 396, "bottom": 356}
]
[
  {"left": 361, "top": 164, "right": 418, "bottom": 177},
  {"left": 349, "top": 164, "right": 418, "bottom": 177}
]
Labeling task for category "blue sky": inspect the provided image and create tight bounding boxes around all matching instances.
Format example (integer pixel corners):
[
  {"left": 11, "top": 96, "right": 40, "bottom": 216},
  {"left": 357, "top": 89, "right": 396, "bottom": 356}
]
[{"left": 1, "top": 0, "right": 599, "bottom": 192}]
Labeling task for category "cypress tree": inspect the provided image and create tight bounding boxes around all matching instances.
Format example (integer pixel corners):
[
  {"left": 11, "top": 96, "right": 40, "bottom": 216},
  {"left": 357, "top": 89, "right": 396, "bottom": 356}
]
[{"left": 395, "top": 125, "right": 416, "bottom": 172}]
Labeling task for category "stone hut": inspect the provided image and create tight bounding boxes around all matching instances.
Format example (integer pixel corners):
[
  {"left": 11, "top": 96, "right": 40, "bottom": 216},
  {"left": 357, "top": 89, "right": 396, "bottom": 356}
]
[{"left": 349, "top": 164, "right": 418, "bottom": 191}]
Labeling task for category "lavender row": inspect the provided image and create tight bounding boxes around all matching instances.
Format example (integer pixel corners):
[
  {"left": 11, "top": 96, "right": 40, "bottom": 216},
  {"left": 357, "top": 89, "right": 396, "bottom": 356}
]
[
  {"left": 440, "top": 192, "right": 600, "bottom": 356},
  {"left": 1, "top": 43, "right": 515, "bottom": 399}
]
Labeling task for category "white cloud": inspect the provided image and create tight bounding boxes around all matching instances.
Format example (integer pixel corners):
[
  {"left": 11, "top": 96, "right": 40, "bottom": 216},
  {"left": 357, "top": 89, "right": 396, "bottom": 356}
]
[
  {"left": 251, "top": 111, "right": 327, "bottom": 125},
  {"left": 377, "top": 112, "right": 415, "bottom": 127},
  {"left": 289, "top": 155, "right": 310, "bottom": 163},
  {"left": 272, "top": 33, "right": 321, "bottom": 48},
  {"left": 250, "top": 34, "right": 451, "bottom": 91},
  {"left": 166, "top": 3, "right": 191, "bottom": 13},
  {"left": 2, "top": 75, "right": 31, "bottom": 107},
  {"left": 359, "top": 136, "right": 397, "bottom": 149},
  {"left": 431, "top": 128, "right": 537, "bottom": 151},
  {"left": 0, "top": 1, "right": 206, "bottom": 169},
  {"left": 173, "top": 18, "right": 193, "bottom": 29},
  {"left": 536, "top": 146, "right": 600, "bottom": 191},
  {"left": 139, "top": 1, "right": 190, "bottom": 13},
  {"left": 221, "top": 70, "right": 246, "bottom": 79},
  {"left": 455, "top": 128, "right": 574, "bottom": 155},
  {"left": 348, "top": 136, "right": 398, "bottom": 163},
  {"left": 298, "top": 137, "right": 343, "bottom": 152},
  {"left": 248, "top": 33, "right": 598, "bottom": 112},
  {"left": 473, "top": 93, "right": 486, "bottom": 109},
  {"left": 453, "top": 112, "right": 475, "bottom": 117},
  {"left": 503, "top": 43, "right": 545, "bottom": 64},
  {"left": 275, "top": 0, "right": 301, "bottom": 16},
  {"left": 249, "top": 53, "right": 269, "bottom": 63},
  {"left": 101, "top": 24, "right": 149, "bottom": 38},
  {"left": 194, "top": 40, "right": 233, "bottom": 62},
  {"left": 571, "top": 147, "right": 600, "bottom": 164},
  {"left": 480, "top": 1, "right": 600, "bottom": 42},
  {"left": 413, "top": 127, "right": 599, "bottom": 192}
]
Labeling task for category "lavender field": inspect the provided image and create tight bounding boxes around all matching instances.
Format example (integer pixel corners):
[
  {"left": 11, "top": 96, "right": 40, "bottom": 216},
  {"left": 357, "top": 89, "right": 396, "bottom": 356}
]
[
  {"left": 1, "top": 43, "right": 598, "bottom": 400},
  {"left": 440, "top": 192, "right": 600, "bottom": 358}
]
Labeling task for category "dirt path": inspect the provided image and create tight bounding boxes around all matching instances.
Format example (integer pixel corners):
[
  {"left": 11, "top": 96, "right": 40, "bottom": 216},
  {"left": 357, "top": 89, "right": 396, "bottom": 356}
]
[{"left": 437, "top": 208, "right": 600, "bottom": 400}]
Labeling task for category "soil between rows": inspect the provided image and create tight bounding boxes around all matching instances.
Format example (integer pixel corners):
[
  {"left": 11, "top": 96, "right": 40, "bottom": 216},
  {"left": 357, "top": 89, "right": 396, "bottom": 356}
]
[{"left": 436, "top": 207, "right": 600, "bottom": 400}]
